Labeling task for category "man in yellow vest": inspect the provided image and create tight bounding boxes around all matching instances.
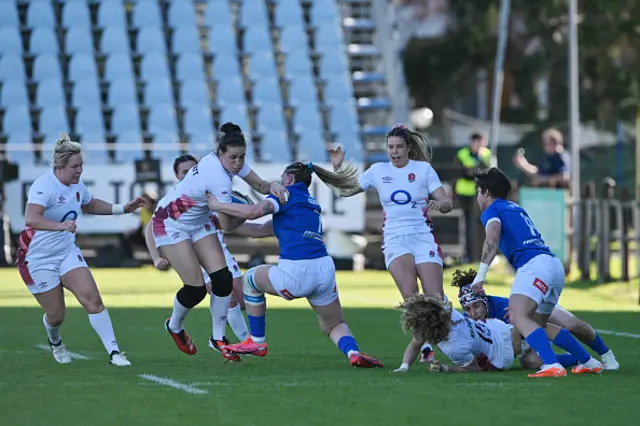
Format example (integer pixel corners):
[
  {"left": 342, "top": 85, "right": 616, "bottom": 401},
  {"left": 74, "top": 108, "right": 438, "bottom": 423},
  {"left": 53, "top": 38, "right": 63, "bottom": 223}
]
[{"left": 455, "top": 132, "right": 491, "bottom": 262}]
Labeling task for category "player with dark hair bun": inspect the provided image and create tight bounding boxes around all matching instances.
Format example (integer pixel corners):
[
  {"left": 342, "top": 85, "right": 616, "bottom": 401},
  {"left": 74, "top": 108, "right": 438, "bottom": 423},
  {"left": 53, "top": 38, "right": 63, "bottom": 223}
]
[{"left": 151, "top": 123, "right": 289, "bottom": 360}]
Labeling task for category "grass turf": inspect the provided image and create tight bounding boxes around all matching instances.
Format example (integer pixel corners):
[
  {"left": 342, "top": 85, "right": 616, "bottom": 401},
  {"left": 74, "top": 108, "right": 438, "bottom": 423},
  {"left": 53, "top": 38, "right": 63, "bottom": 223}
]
[{"left": 0, "top": 265, "right": 638, "bottom": 426}]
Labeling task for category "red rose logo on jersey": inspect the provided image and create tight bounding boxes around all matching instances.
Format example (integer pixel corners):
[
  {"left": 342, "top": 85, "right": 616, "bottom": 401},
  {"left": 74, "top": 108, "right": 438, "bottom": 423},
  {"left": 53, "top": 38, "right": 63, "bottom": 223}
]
[
  {"left": 408, "top": 173, "right": 416, "bottom": 183},
  {"left": 204, "top": 224, "right": 211, "bottom": 232}
]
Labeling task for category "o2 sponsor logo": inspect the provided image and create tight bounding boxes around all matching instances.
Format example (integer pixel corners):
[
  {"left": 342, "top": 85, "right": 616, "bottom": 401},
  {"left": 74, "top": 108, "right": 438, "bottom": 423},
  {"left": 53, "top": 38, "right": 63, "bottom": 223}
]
[
  {"left": 60, "top": 211, "right": 78, "bottom": 222},
  {"left": 390, "top": 190, "right": 418, "bottom": 208}
]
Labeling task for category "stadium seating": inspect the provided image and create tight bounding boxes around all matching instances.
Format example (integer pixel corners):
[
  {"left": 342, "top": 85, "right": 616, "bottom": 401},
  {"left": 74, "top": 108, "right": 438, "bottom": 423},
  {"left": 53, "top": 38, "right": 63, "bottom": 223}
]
[{"left": 0, "top": 0, "right": 393, "bottom": 165}]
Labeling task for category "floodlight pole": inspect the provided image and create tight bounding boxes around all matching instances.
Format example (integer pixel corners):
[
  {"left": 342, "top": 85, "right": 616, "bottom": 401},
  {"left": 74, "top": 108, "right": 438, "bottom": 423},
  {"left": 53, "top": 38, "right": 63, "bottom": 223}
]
[
  {"left": 488, "top": 0, "right": 511, "bottom": 167},
  {"left": 568, "top": 0, "right": 581, "bottom": 271}
]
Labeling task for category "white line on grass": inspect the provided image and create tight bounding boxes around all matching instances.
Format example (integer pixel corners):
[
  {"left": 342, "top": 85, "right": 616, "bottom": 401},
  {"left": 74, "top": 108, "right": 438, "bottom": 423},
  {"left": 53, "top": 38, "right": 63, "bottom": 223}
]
[
  {"left": 139, "top": 374, "right": 209, "bottom": 395},
  {"left": 35, "top": 344, "right": 91, "bottom": 360},
  {"left": 595, "top": 329, "right": 640, "bottom": 339}
]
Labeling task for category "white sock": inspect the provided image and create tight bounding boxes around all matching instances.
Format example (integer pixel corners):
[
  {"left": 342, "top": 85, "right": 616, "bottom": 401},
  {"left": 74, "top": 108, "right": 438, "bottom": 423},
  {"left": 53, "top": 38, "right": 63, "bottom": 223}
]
[
  {"left": 210, "top": 294, "right": 231, "bottom": 341},
  {"left": 169, "top": 297, "right": 190, "bottom": 333},
  {"left": 226, "top": 304, "right": 249, "bottom": 341},
  {"left": 43, "top": 313, "right": 61, "bottom": 344},
  {"left": 88, "top": 309, "right": 120, "bottom": 354}
]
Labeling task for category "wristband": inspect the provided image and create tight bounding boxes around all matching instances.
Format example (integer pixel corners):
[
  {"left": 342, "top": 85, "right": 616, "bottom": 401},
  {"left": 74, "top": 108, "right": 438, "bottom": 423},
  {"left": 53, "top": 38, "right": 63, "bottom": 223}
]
[
  {"left": 473, "top": 262, "right": 490, "bottom": 283},
  {"left": 111, "top": 204, "right": 125, "bottom": 215}
]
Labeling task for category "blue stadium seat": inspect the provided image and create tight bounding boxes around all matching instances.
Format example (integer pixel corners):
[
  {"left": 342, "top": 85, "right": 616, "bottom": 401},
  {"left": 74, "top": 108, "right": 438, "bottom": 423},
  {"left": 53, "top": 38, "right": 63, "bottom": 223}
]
[
  {"left": 167, "top": 2, "right": 197, "bottom": 28},
  {"left": 33, "top": 54, "right": 62, "bottom": 82},
  {"left": 319, "top": 51, "right": 350, "bottom": 78},
  {"left": 143, "top": 78, "right": 174, "bottom": 106},
  {"left": 108, "top": 78, "right": 138, "bottom": 106},
  {"left": 72, "top": 79, "right": 102, "bottom": 108},
  {"left": 180, "top": 80, "right": 211, "bottom": 109},
  {"left": 61, "top": 1, "right": 91, "bottom": 29},
  {"left": 79, "top": 131, "right": 110, "bottom": 164},
  {"left": 183, "top": 106, "right": 214, "bottom": 137},
  {"left": 253, "top": 78, "right": 283, "bottom": 105},
  {"left": 105, "top": 53, "right": 135, "bottom": 81},
  {"left": 205, "top": 0, "right": 232, "bottom": 25},
  {"left": 68, "top": 54, "right": 98, "bottom": 82},
  {"left": 0, "top": 28, "right": 22, "bottom": 55},
  {"left": 296, "top": 129, "right": 327, "bottom": 163},
  {"left": 97, "top": 1, "right": 127, "bottom": 28},
  {"left": 27, "top": 2, "right": 56, "bottom": 29},
  {"left": 215, "top": 78, "right": 245, "bottom": 105},
  {"left": 172, "top": 27, "right": 202, "bottom": 55},
  {"left": 3, "top": 107, "right": 32, "bottom": 139},
  {"left": 0, "top": 54, "right": 25, "bottom": 83},
  {"left": 140, "top": 53, "right": 171, "bottom": 81},
  {"left": 244, "top": 27, "right": 273, "bottom": 54},
  {"left": 315, "top": 26, "right": 344, "bottom": 54},
  {"left": 294, "top": 103, "right": 323, "bottom": 132},
  {"left": 114, "top": 130, "right": 144, "bottom": 163},
  {"left": 240, "top": 0, "right": 269, "bottom": 29},
  {"left": 36, "top": 79, "right": 66, "bottom": 108},
  {"left": 132, "top": 0, "right": 163, "bottom": 28},
  {"left": 284, "top": 54, "right": 313, "bottom": 80},
  {"left": 212, "top": 53, "right": 241, "bottom": 81},
  {"left": 288, "top": 77, "right": 317, "bottom": 105},
  {"left": 150, "top": 131, "right": 182, "bottom": 162},
  {"left": 6, "top": 133, "right": 35, "bottom": 164},
  {"left": 274, "top": 0, "right": 305, "bottom": 28},
  {"left": 208, "top": 25, "right": 237, "bottom": 56},
  {"left": 0, "top": 83, "right": 29, "bottom": 108},
  {"left": 65, "top": 27, "right": 94, "bottom": 55},
  {"left": 101, "top": 26, "right": 131, "bottom": 55},
  {"left": 0, "top": 2, "right": 20, "bottom": 28},
  {"left": 40, "top": 106, "right": 70, "bottom": 142},
  {"left": 175, "top": 53, "right": 206, "bottom": 82},
  {"left": 219, "top": 102, "right": 250, "bottom": 138},
  {"left": 324, "top": 75, "right": 354, "bottom": 105},
  {"left": 278, "top": 26, "right": 309, "bottom": 54},
  {"left": 30, "top": 28, "right": 59, "bottom": 55},
  {"left": 257, "top": 103, "right": 286, "bottom": 133},
  {"left": 310, "top": 1, "right": 340, "bottom": 25},
  {"left": 259, "top": 130, "right": 291, "bottom": 163},
  {"left": 111, "top": 104, "right": 141, "bottom": 134},
  {"left": 75, "top": 105, "right": 106, "bottom": 136},
  {"left": 137, "top": 27, "right": 166, "bottom": 54},
  {"left": 248, "top": 52, "right": 278, "bottom": 80},
  {"left": 148, "top": 104, "right": 178, "bottom": 134}
]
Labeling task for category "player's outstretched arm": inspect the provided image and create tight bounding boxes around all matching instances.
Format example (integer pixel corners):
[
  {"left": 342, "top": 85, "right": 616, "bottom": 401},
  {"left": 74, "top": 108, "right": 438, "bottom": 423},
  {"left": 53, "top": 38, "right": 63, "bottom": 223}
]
[
  {"left": 231, "top": 220, "right": 274, "bottom": 238},
  {"left": 393, "top": 338, "right": 423, "bottom": 372},
  {"left": 472, "top": 220, "right": 501, "bottom": 293},
  {"left": 208, "top": 193, "right": 275, "bottom": 230},
  {"left": 241, "top": 170, "right": 289, "bottom": 203},
  {"left": 81, "top": 197, "right": 145, "bottom": 215}
]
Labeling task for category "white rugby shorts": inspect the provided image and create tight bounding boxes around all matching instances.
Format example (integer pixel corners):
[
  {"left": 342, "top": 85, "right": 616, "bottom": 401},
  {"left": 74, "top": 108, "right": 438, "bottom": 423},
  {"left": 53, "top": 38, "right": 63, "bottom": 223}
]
[
  {"left": 511, "top": 254, "right": 565, "bottom": 315},
  {"left": 18, "top": 245, "right": 88, "bottom": 295},
  {"left": 382, "top": 232, "right": 443, "bottom": 269},
  {"left": 268, "top": 255, "right": 338, "bottom": 307}
]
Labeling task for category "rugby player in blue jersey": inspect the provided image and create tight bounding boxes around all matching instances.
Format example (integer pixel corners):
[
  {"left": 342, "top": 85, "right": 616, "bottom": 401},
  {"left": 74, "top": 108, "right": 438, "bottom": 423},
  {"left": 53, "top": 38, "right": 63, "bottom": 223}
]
[
  {"left": 471, "top": 167, "right": 603, "bottom": 377},
  {"left": 206, "top": 161, "right": 384, "bottom": 368}
]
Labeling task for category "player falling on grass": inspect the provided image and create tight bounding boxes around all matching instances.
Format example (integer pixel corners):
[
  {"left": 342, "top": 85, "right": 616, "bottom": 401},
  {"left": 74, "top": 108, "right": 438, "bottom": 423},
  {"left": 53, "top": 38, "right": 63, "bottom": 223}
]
[
  {"left": 328, "top": 124, "right": 453, "bottom": 363},
  {"left": 145, "top": 155, "right": 270, "bottom": 351},
  {"left": 16, "top": 133, "right": 144, "bottom": 366},
  {"left": 451, "top": 268, "right": 619, "bottom": 370},
  {"left": 470, "top": 167, "right": 603, "bottom": 377},
  {"left": 206, "top": 161, "right": 384, "bottom": 368},
  {"left": 151, "top": 123, "right": 288, "bottom": 360}
]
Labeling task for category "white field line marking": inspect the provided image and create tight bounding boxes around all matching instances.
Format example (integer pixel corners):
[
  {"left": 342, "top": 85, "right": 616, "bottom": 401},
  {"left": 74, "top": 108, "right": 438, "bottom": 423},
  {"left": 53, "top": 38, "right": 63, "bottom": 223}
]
[
  {"left": 139, "top": 374, "right": 209, "bottom": 395},
  {"left": 595, "top": 329, "right": 640, "bottom": 339},
  {"left": 35, "top": 344, "right": 91, "bottom": 360}
]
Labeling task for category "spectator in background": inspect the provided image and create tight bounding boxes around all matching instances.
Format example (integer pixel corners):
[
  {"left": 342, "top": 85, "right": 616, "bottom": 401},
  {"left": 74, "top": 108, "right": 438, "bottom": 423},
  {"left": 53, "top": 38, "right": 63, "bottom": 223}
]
[
  {"left": 513, "top": 128, "right": 571, "bottom": 188},
  {"left": 455, "top": 132, "right": 491, "bottom": 262}
]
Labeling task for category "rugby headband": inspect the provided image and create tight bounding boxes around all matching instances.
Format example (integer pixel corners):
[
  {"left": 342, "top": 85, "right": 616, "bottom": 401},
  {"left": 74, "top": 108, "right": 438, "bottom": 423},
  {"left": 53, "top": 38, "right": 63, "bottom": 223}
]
[{"left": 458, "top": 284, "right": 488, "bottom": 309}]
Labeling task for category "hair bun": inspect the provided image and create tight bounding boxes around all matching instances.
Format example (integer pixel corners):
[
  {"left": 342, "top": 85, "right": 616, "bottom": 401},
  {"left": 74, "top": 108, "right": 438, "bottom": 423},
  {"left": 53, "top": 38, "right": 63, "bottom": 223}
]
[
  {"left": 220, "top": 122, "right": 242, "bottom": 134},
  {"left": 54, "top": 132, "right": 71, "bottom": 147}
]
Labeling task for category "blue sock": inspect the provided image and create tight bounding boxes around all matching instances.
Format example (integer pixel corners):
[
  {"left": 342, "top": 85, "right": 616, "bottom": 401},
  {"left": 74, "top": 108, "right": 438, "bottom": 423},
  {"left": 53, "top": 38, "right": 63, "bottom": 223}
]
[
  {"left": 588, "top": 334, "right": 609, "bottom": 356},
  {"left": 525, "top": 328, "right": 558, "bottom": 366},
  {"left": 552, "top": 329, "right": 590, "bottom": 364},
  {"left": 557, "top": 353, "right": 578, "bottom": 367},
  {"left": 247, "top": 315, "right": 266, "bottom": 342},
  {"left": 337, "top": 336, "right": 360, "bottom": 358}
]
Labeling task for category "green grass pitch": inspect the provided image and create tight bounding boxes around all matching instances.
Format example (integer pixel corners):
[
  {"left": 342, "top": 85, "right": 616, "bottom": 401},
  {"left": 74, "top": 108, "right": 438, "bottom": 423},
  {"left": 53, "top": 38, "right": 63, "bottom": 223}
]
[{"left": 0, "top": 263, "right": 638, "bottom": 426}]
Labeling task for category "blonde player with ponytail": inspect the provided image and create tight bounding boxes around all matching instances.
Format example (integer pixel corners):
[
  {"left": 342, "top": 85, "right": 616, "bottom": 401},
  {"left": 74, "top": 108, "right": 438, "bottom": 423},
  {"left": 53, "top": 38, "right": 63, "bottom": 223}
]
[{"left": 16, "top": 133, "right": 145, "bottom": 366}]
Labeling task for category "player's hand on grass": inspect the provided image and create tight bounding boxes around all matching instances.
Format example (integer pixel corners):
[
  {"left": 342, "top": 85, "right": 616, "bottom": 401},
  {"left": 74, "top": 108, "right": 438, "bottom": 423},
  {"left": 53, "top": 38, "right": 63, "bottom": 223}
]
[
  {"left": 429, "top": 361, "right": 443, "bottom": 372},
  {"left": 391, "top": 365, "right": 409, "bottom": 373},
  {"left": 153, "top": 258, "right": 170, "bottom": 271}
]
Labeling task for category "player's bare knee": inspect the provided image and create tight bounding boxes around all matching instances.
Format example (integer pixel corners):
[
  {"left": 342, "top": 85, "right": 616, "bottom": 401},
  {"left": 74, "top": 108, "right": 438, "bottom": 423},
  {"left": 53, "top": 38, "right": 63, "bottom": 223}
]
[
  {"left": 177, "top": 284, "right": 207, "bottom": 308},
  {"left": 242, "top": 268, "right": 265, "bottom": 305},
  {"left": 82, "top": 293, "right": 105, "bottom": 314},
  {"left": 46, "top": 310, "right": 65, "bottom": 326},
  {"left": 209, "top": 267, "right": 233, "bottom": 297}
]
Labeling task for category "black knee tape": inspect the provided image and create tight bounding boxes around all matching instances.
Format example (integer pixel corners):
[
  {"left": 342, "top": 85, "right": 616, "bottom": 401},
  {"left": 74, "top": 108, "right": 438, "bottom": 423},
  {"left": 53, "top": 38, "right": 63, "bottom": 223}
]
[
  {"left": 209, "top": 267, "right": 233, "bottom": 297},
  {"left": 176, "top": 284, "right": 207, "bottom": 308}
]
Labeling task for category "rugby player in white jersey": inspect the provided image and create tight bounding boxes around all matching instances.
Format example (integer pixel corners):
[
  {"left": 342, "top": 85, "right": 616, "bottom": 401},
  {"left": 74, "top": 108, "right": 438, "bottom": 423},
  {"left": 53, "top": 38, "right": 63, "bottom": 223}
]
[
  {"left": 151, "top": 123, "right": 288, "bottom": 360},
  {"left": 16, "top": 133, "right": 144, "bottom": 366},
  {"left": 329, "top": 124, "right": 453, "bottom": 362},
  {"left": 145, "top": 155, "right": 272, "bottom": 350}
]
